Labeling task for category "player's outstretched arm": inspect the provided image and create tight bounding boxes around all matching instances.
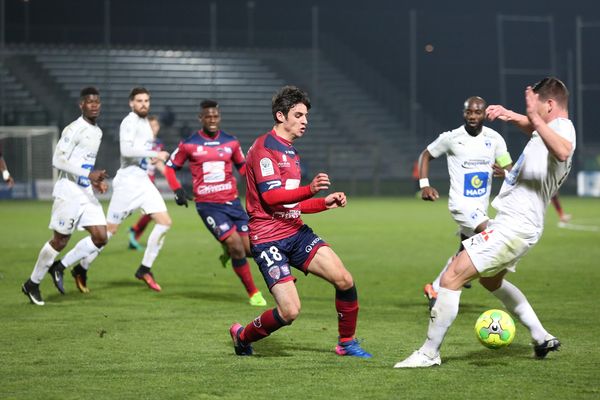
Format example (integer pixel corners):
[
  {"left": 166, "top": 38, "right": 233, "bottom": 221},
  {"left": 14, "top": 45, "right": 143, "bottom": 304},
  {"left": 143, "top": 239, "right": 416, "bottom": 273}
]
[
  {"left": 524, "top": 87, "right": 573, "bottom": 162},
  {"left": 486, "top": 104, "right": 534, "bottom": 135}
]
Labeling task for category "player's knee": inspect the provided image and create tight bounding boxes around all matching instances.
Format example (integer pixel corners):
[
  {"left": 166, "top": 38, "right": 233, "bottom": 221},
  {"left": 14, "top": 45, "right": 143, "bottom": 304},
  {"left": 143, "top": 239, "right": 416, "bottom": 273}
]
[
  {"left": 479, "top": 277, "right": 502, "bottom": 292},
  {"left": 50, "top": 236, "right": 69, "bottom": 251},
  {"left": 333, "top": 270, "right": 354, "bottom": 291},
  {"left": 279, "top": 304, "right": 301, "bottom": 323},
  {"left": 91, "top": 233, "right": 108, "bottom": 248}
]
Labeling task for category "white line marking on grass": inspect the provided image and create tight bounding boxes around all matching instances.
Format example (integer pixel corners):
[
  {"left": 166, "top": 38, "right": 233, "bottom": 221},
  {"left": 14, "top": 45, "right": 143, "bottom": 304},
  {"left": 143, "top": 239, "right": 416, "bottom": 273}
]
[{"left": 558, "top": 222, "right": 600, "bottom": 232}]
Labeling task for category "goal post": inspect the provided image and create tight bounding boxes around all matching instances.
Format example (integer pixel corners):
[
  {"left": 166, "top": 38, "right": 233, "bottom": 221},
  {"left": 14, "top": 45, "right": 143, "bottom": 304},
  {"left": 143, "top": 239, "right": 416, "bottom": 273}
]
[{"left": 0, "top": 126, "right": 59, "bottom": 199}]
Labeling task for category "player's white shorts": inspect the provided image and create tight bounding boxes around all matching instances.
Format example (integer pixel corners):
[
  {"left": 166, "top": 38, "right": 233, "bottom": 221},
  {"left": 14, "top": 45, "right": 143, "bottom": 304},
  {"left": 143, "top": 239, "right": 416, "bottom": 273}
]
[
  {"left": 463, "top": 219, "right": 541, "bottom": 277},
  {"left": 449, "top": 203, "right": 489, "bottom": 237},
  {"left": 106, "top": 168, "right": 167, "bottom": 225},
  {"left": 49, "top": 179, "right": 106, "bottom": 235}
]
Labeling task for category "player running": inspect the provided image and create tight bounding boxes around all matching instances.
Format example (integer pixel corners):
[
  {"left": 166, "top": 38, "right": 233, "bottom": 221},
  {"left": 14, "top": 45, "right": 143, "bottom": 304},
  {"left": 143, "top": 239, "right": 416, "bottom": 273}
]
[
  {"left": 77, "top": 87, "right": 172, "bottom": 292},
  {"left": 395, "top": 77, "right": 573, "bottom": 368},
  {"left": 128, "top": 115, "right": 166, "bottom": 251},
  {"left": 164, "top": 100, "right": 266, "bottom": 306},
  {"left": 419, "top": 96, "right": 512, "bottom": 309},
  {"left": 22, "top": 87, "right": 109, "bottom": 305},
  {"left": 228, "top": 86, "right": 371, "bottom": 358}
]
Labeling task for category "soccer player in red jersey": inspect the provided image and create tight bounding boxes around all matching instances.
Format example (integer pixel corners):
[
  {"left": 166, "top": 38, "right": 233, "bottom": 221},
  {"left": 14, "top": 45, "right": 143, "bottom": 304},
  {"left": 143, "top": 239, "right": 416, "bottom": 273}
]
[
  {"left": 164, "top": 100, "right": 267, "bottom": 307},
  {"left": 228, "top": 86, "right": 372, "bottom": 358},
  {"left": 128, "top": 115, "right": 165, "bottom": 250}
]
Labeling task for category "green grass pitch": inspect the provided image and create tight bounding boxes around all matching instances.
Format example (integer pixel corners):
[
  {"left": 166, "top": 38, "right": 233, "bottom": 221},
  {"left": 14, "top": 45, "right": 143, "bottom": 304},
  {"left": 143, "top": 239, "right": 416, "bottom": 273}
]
[{"left": 1, "top": 197, "right": 599, "bottom": 399}]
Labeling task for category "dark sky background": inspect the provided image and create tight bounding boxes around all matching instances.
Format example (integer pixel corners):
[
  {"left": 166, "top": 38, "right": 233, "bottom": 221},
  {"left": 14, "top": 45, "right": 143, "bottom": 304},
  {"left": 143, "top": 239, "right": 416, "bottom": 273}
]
[{"left": 4, "top": 0, "right": 600, "bottom": 142}]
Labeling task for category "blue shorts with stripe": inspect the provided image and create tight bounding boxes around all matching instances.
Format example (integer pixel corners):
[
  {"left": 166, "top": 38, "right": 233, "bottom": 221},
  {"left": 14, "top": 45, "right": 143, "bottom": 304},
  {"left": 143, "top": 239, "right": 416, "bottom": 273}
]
[
  {"left": 195, "top": 198, "right": 249, "bottom": 241},
  {"left": 251, "top": 225, "right": 328, "bottom": 289}
]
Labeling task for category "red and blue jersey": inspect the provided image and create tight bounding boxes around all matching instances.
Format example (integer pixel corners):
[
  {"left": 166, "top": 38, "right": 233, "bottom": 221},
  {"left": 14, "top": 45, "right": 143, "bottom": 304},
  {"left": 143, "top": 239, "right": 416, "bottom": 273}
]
[
  {"left": 167, "top": 130, "right": 246, "bottom": 203},
  {"left": 246, "top": 130, "right": 304, "bottom": 244}
]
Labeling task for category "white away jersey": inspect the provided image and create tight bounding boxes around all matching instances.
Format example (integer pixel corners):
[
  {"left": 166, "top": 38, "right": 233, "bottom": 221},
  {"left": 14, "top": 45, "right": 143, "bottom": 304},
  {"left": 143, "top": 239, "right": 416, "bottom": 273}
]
[
  {"left": 53, "top": 116, "right": 102, "bottom": 191},
  {"left": 427, "top": 125, "right": 510, "bottom": 209},
  {"left": 119, "top": 112, "right": 158, "bottom": 176},
  {"left": 492, "top": 117, "right": 576, "bottom": 232}
]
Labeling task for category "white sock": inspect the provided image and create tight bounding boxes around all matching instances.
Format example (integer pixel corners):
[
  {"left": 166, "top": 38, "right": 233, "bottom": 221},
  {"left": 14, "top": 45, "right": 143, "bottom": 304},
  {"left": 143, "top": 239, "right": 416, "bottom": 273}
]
[
  {"left": 420, "top": 287, "right": 462, "bottom": 356},
  {"left": 141, "top": 224, "right": 169, "bottom": 267},
  {"left": 30, "top": 242, "right": 60, "bottom": 284},
  {"left": 80, "top": 231, "right": 112, "bottom": 271},
  {"left": 432, "top": 256, "right": 453, "bottom": 292},
  {"left": 491, "top": 280, "right": 549, "bottom": 344},
  {"left": 61, "top": 236, "right": 100, "bottom": 268}
]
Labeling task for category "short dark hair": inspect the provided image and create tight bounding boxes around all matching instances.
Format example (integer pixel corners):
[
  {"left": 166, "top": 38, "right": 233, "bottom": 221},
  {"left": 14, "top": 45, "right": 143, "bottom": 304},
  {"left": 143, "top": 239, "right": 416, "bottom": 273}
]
[
  {"left": 532, "top": 77, "right": 569, "bottom": 109},
  {"left": 80, "top": 87, "right": 99, "bottom": 100},
  {"left": 129, "top": 87, "right": 150, "bottom": 101},
  {"left": 200, "top": 100, "right": 219, "bottom": 110},
  {"left": 271, "top": 86, "right": 311, "bottom": 122},
  {"left": 464, "top": 96, "right": 486, "bottom": 110}
]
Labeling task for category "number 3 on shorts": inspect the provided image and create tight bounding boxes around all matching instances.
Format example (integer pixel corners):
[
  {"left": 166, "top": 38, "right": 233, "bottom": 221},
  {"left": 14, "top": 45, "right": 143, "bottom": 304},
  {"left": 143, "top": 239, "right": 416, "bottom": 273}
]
[{"left": 260, "top": 246, "right": 283, "bottom": 267}]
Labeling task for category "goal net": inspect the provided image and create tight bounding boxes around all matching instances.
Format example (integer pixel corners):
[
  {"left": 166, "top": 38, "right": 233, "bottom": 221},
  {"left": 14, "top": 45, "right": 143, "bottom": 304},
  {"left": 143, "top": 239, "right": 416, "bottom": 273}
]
[{"left": 0, "top": 126, "right": 59, "bottom": 199}]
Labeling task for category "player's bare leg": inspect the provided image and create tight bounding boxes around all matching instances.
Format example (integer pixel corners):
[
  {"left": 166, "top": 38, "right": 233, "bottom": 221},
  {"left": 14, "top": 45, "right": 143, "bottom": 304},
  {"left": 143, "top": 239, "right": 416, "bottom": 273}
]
[
  {"left": 230, "top": 280, "right": 297, "bottom": 355},
  {"left": 223, "top": 231, "right": 266, "bottom": 306},
  {"left": 307, "top": 246, "right": 371, "bottom": 358},
  {"left": 480, "top": 271, "right": 559, "bottom": 358}
]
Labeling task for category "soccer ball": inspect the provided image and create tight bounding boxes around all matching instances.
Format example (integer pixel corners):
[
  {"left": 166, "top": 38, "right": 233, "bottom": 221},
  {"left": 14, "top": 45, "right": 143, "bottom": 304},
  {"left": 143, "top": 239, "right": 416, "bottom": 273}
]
[{"left": 474, "top": 309, "right": 516, "bottom": 349}]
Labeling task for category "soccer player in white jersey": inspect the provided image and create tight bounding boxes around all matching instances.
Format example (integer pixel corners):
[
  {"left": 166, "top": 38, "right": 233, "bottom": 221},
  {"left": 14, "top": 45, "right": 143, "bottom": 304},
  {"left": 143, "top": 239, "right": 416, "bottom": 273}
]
[
  {"left": 22, "top": 87, "right": 109, "bottom": 305},
  {"left": 395, "top": 77, "right": 575, "bottom": 368},
  {"left": 79, "top": 87, "right": 171, "bottom": 292},
  {"left": 418, "top": 96, "right": 512, "bottom": 309}
]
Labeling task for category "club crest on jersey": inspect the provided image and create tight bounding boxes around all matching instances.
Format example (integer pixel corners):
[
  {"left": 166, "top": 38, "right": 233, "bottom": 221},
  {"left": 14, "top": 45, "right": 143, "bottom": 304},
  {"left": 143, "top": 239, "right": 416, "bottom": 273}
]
[
  {"left": 253, "top": 316, "right": 262, "bottom": 328},
  {"left": 463, "top": 172, "right": 488, "bottom": 197},
  {"left": 224, "top": 147, "right": 232, "bottom": 154},
  {"left": 268, "top": 266, "right": 281, "bottom": 280},
  {"left": 260, "top": 158, "right": 275, "bottom": 176}
]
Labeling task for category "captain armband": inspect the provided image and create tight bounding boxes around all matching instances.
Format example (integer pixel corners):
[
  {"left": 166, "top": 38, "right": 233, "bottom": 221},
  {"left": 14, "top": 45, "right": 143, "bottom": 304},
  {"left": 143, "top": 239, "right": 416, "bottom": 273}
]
[{"left": 496, "top": 153, "right": 512, "bottom": 169}]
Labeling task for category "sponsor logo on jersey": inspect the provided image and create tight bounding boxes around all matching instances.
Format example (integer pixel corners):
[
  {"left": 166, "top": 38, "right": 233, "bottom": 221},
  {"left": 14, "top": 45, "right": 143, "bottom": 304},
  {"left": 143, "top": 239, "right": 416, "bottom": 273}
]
[
  {"left": 461, "top": 159, "right": 490, "bottom": 169},
  {"left": 285, "top": 150, "right": 295, "bottom": 155},
  {"left": 273, "top": 209, "right": 302, "bottom": 219},
  {"left": 463, "top": 172, "right": 488, "bottom": 197},
  {"left": 268, "top": 266, "right": 281, "bottom": 280},
  {"left": 485, "top": 139, "right": 492, "bottom": 148},
  {"left": 219, "top": 223, "right": 230, "bottom": 233},
  {"left": 197, "top": 182, "right": 233, "bottom": 195},
  {"left": 204, "top": 141, "right": 220, "bottom": 146},
  {"left": 196, "top": 145, "right": 204, "bottom": 153},
  {"left": 260, "top": 158, "right": 275, "bottom": 176},
  {"left": 280, "top": 264, "right": 290, "bottom": 276},
  {"left": 224, "top": 147, "right": 232, "bottom": 154},
  {"left": 241, "top": 225, "right": 248, "bottom": 232}
]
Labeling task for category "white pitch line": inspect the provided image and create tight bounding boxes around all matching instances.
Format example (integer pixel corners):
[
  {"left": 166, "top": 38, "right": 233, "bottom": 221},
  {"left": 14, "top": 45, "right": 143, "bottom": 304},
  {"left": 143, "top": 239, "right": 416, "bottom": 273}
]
[{"left": 557, "top": 222, "right": 600, "bottom": 232}]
